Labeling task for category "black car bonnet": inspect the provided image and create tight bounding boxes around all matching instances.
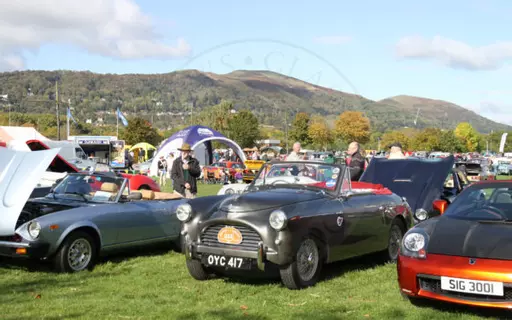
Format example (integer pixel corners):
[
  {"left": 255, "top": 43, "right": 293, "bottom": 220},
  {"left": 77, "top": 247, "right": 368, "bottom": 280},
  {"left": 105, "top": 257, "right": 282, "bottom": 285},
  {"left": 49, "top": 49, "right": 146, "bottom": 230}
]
[{"left": 359, "top": 155, "right": 455, "bottom": 212}]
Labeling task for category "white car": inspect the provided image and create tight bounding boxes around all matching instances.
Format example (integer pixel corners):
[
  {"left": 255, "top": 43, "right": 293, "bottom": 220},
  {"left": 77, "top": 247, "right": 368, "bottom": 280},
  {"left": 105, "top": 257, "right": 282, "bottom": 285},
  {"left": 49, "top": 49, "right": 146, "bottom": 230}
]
[{"left": 217, "top": 182, "right": 249, "bottom": 195}]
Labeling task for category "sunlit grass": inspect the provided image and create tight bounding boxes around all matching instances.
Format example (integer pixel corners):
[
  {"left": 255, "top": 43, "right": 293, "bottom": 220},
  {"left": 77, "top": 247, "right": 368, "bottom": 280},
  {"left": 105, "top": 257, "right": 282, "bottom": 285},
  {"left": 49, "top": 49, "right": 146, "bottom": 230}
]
[{"left": 1, "top": 184, "right": 509, "bottom": 319}]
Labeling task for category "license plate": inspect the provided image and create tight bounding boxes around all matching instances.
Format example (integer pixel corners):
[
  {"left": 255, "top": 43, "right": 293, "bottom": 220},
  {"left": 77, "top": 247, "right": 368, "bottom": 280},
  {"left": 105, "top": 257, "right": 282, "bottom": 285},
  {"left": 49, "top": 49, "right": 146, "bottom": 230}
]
[
  {"left": 440, "top": 276, "right": 504, "bottom": 296},
  {"left": 203, "top": 254, "right": 250, "bottom": 269}
]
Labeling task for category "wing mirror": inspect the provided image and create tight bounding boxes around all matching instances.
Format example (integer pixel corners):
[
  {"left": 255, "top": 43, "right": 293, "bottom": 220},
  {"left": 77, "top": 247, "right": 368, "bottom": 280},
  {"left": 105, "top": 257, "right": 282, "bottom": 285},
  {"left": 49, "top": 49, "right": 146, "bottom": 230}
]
[{"left": 433, "top": 199, "right": 448, "bottom": 214}]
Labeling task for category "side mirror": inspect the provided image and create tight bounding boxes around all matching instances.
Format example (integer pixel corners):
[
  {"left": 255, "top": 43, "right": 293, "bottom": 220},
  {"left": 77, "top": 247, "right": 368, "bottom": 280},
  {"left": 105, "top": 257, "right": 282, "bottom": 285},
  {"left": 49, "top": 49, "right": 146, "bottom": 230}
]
[{"left": 433, "top": 199, "right": 448, "bottom": 215}]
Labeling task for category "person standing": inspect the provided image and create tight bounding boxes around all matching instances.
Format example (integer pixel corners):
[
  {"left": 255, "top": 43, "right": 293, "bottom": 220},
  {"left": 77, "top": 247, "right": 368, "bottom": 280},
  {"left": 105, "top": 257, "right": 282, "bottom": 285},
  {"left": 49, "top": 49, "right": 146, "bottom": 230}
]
[
  {"left": 139, "top": 148, "right": 146, "bottom": 162},
  {"left": 388, "top": 142, "right": 406, "bottom": 159},
  {"left": 157, "top": 156, "right": 168, "bottom": 186},
  {"left": 166, "top": 152, "right": 175, "bottom": 184},
  {"left": 286, "top": 142, "right": 301, "bottom": 161},
  {"left": 346, "top": 141, "right": 365, "bottom": 181},
  {"left": 171, "top": 143, "right": 201, "bottom": 199}
]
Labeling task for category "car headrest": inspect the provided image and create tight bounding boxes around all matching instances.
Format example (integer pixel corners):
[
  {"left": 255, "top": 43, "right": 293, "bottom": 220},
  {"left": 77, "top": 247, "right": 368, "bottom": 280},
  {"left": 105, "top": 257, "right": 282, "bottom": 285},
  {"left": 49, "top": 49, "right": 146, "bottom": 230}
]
[
  {"left": 140, "top": 189, "right": 155, "bottom": 200},
  {"left": 101, "top": 182, "right": 118, "bottom": 193}
]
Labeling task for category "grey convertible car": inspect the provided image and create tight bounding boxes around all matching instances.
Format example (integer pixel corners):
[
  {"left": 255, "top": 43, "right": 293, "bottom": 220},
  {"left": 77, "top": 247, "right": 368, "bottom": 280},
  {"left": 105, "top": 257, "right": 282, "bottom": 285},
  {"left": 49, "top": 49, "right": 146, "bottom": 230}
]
[
  {"left": 0, "top": 147, "right": 186, "bottom": 272},
  {"left": 179, "top": 161, "right": 415, "bottom": 289}
]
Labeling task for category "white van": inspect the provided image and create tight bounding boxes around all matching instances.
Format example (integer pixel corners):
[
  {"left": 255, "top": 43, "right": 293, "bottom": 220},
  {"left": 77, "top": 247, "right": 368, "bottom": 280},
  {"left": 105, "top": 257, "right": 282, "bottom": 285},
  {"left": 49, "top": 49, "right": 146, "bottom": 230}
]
[{"left": 44, "top": 140, "right": 96, "bottom": 170}]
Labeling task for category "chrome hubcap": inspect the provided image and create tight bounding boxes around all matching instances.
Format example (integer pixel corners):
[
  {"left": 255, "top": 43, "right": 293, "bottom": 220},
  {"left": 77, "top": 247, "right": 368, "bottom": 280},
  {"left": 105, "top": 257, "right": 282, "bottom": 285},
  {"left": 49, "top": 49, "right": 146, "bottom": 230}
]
[
  {"left": 297, "top": 239, "right": 319, "bottom": 282},
  {"left": 67, "top": 238, "right": 92, "bottom": 271}
]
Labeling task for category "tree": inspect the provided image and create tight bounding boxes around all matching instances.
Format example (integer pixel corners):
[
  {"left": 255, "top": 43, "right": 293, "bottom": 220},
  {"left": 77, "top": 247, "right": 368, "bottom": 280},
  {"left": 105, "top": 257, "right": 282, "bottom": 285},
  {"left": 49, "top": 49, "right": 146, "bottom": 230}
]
[
  {"left": 380, "top": 130, "right": 411, "bottom": 151},
  {"left": 438, "top": 130, "right": 465, "bottom": 152},
  {"left": 411, "top": 128, "right": 442, "bottom": 151},
  {"left": 120, "top": 117, "right": 162, "bottom": 146},
  {"left": 308, "top": 116, "right": 332, "bottom": 150},
  {"left": 454, "top": 122, "right": 480, "bottom": 152},
  {"left": 195, "top": 100, "right": 234, "bottom": 134},
  {"left": 289, "top": 112, "right": 312, "bottom": 145},
  {"left": 227, "top": 109, "right": 260, "bottom": 148},
  {"left": 334, "top": 111, "right": 371, "bottom": 144}
]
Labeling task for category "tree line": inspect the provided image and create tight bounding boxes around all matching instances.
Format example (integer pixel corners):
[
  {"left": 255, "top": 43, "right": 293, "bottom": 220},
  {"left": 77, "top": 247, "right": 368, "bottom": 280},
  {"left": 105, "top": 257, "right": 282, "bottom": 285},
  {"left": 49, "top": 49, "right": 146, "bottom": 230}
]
[{"left": 1, "top": 101, "right": 511, "bottom": 153}]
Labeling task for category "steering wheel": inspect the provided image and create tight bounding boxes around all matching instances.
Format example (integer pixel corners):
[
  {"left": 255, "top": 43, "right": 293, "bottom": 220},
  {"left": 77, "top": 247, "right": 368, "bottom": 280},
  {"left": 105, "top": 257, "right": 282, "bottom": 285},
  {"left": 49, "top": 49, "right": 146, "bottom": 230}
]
[
  {"left": 472, "top": 205, "right": 507, "bottom": 220},
  {"left": 271, "top": 180, "right": 289, "bottom": 185}
]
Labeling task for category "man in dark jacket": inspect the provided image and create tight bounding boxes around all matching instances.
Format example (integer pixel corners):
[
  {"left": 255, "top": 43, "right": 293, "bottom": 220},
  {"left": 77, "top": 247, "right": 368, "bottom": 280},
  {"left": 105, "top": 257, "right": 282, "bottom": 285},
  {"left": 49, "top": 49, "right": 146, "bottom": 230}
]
[
  {"left": 171, "top": 143, "right": 201, "bottom": 198},
  {"left": 346, "top": 141, "right": 365, "bottom": 181}
]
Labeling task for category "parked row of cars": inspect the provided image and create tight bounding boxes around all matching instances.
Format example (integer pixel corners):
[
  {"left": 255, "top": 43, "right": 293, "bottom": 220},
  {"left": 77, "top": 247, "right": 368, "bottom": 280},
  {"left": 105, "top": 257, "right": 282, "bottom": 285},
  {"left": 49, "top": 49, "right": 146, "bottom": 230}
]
[{"left": 2, "top": 147, "right": 512, "bottom": 310}]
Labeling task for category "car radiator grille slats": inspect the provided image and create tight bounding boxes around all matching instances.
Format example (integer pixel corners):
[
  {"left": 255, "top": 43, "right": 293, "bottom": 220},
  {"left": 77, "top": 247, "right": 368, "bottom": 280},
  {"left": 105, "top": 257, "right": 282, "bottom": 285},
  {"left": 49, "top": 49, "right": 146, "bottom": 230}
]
[
  {"left": 418, "top": 276, "right": 512, "bottom": 302},
  {"left": 200, "top": 225, "right": 261, "bottom": 251}
]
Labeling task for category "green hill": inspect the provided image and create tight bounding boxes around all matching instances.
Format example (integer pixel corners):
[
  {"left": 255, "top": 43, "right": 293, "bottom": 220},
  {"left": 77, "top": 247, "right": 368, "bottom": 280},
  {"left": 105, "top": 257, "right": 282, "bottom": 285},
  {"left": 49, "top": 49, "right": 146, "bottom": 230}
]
[{"left": 0, "top": 69, "right": 509, "bottom": 133}]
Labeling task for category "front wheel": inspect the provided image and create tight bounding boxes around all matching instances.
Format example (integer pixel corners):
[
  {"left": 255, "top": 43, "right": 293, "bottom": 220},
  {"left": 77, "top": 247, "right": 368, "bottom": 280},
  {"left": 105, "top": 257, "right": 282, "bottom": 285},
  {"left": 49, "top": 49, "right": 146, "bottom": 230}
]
[
  {"left": 279, "top": 238, "right": 323, "bottom": 290},
  {"left": 384, "top": 220, "right": 405, "bottom": 262},
  {"left": 186, "top": 259, "right": 210, "bottom": 280},
  {"left": 54, "top": 231, "right": 98, "bottom": 273}
]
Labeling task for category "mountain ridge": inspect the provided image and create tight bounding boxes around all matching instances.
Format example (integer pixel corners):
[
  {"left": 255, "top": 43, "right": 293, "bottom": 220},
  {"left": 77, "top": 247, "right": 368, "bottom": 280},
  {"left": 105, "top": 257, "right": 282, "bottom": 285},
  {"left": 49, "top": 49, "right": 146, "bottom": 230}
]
[{"left": 0, "top": 69, "right": 509, "bottom": 133}]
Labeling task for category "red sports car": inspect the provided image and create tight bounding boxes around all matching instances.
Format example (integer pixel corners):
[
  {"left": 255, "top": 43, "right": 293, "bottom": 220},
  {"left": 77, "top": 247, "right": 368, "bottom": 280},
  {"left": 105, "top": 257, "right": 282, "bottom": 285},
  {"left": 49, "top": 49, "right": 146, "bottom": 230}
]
[{"left": 398, "top": 180, "right": 512, "bottom": 309}]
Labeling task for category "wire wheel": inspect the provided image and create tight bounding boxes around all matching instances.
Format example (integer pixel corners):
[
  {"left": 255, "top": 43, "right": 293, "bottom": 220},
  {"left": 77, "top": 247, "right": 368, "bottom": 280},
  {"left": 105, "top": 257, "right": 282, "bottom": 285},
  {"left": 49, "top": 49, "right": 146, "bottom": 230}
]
[
  {"left": 296, "top": 239, "right": 320, "bottom": 282},
  {"left": 388, "top": 224, "right": 403, "bottom": 261},
  {"left": 67, "top": 238, "right": 92, "bottom": 271}
]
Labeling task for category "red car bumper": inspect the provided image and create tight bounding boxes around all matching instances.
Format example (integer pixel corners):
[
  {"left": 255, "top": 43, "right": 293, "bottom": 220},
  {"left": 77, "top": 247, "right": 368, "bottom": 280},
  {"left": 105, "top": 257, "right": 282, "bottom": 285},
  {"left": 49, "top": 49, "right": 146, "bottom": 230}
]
[{"left": 398, "top": 253, "right": 512, "bottom": 309}]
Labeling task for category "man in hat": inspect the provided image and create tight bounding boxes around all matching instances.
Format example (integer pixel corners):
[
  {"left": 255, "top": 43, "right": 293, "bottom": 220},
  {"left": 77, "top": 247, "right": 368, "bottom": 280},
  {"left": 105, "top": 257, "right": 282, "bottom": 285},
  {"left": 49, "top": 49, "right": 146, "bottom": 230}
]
[
  {"left": 388, "top": 142, "right": 406, "bottom": 159},
  {"left": 171, "top": 143, "right": 201, "bottom": 198}
]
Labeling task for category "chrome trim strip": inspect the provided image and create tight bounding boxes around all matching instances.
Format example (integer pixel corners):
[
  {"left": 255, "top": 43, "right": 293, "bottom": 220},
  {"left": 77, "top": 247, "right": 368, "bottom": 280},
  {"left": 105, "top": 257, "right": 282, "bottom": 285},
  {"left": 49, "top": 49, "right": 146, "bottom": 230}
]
[{"left": 0, "top": 241, "right": 30, "bottom": 248}]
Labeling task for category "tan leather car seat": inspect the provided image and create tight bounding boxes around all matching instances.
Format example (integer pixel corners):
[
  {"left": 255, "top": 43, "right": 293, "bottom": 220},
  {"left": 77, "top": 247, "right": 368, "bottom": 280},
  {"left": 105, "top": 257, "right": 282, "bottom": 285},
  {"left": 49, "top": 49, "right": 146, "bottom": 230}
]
[{"left": 140, "top": 189, "right": 155, "bottom": 200}]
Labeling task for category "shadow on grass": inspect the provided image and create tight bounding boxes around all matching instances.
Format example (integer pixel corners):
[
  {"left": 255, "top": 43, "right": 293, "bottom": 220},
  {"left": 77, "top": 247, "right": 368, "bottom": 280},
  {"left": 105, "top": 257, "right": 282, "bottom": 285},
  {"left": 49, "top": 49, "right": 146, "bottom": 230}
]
[
  {"left": 0, "top": 242, "right": 179, "bottom": 273},
  {"left": 215, "top": 251, "right": 388, "bottom": 287}
]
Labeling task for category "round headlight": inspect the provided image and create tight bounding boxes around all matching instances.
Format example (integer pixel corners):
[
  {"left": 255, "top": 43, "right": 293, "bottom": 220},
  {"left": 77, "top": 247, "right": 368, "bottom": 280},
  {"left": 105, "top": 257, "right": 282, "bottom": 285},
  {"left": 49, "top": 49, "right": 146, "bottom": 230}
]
[
  {"left": 403, "top": 233, "right": 425, "bottom": 252},
  {"left": 28, "top": 221, "right": 41, "bottom": 239},
  {"left": 269, "top": 210, "right": 287, "bottom": 230},
  {"left": 176, "top": 203, "right": 193, "bottom": 222},
  {"left": 414, "top": 208, "right": 428, "bottom": 221},
  {"left": 225, "top": 188, "right": 235, "bottom": 194}
]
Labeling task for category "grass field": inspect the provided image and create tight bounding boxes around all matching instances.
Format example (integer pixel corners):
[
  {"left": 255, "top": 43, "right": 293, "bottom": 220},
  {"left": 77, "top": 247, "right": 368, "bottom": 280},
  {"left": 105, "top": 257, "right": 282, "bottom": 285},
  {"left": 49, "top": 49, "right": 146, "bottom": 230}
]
[{"left": 1, "top": 181, "right": 511, "bottom": 319}]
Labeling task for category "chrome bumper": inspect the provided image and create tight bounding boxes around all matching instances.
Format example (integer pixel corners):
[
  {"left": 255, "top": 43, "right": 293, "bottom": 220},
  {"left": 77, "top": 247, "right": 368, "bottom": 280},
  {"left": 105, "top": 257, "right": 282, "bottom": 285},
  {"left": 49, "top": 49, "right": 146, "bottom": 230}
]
[
  {"left": 0, "top": 241, "right": 29, "bottom": 248},
  {"left": 185, "top": 236, "right": 266, "bottom": 271}
]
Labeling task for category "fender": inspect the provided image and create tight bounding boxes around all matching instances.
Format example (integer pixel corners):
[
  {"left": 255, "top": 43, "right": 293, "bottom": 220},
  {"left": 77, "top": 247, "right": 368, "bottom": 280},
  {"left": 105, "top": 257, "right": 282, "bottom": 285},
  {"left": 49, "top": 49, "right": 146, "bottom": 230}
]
[{"left": 53, "top": 221, "right": 102, "bottom": 254}]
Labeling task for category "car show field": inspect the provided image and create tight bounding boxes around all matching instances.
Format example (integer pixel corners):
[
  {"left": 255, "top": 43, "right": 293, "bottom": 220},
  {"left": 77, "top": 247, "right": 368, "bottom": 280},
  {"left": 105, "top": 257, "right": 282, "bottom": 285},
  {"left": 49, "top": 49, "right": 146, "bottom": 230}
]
[{"left": 2, "top": 182, "right": 511, "bottom": 320}]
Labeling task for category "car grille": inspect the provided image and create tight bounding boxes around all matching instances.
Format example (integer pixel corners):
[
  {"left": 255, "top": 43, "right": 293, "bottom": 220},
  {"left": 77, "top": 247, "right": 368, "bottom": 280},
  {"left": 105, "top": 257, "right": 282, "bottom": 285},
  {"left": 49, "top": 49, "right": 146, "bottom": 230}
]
[
  {"left": 418, "top": 275, "right": 512, "bottom": 302},
  {"left": 200, "top": 225, "right": 261, "bottom": 251}
]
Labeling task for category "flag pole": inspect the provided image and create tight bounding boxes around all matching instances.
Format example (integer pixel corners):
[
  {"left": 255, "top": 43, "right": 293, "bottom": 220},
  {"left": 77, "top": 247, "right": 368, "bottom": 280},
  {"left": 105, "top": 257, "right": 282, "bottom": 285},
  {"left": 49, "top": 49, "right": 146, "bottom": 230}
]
[
  {"left": 116, "top": 107, "right": 119, "bottom": 138},
  {"left": 66, "top": 106, "right": 70, "bottom": 140}
]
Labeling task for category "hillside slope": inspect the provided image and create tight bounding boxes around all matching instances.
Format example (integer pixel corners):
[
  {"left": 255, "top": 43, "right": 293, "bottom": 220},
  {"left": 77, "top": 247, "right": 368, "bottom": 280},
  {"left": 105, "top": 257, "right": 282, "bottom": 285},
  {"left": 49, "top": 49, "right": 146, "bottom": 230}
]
[{"left": 0, "top": 69, "right": 508, "bottom": 133}]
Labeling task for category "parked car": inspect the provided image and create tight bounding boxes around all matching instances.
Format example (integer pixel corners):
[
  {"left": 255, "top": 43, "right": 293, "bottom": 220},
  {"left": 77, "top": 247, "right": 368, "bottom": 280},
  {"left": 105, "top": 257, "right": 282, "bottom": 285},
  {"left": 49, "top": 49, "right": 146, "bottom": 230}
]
[
  {"left": 398, "top": 181, "right": 512, "bottom": 309},
  {"left": 179, "top": 161, "right": 414, "bottom": 289},
  {"left": 0, "top": 147, "right": 186, "bottom": 272},
  {"left": 26, "top": 139, "right": 160, "bottom": 198},
  {"left": 359, "top": 156, "right": 456, "bottom": 224}
]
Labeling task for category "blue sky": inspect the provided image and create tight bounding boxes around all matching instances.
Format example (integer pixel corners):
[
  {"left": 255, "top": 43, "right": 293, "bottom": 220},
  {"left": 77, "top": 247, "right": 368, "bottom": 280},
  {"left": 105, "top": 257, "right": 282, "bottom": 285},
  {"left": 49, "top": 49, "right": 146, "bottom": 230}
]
[{"left": 2, "top": 0, "right": 512, "bottom": 124}]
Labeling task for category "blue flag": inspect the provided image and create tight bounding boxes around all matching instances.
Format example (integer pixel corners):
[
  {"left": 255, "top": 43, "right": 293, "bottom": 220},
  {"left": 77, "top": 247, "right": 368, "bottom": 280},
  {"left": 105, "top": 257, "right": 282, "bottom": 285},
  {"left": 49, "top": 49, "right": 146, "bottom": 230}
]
[
  {"left": 117, "top": 107, "right": 128, "bottom": 126},
  {"left": 67, "top": 107, "right": 77, "bottom": 124}
]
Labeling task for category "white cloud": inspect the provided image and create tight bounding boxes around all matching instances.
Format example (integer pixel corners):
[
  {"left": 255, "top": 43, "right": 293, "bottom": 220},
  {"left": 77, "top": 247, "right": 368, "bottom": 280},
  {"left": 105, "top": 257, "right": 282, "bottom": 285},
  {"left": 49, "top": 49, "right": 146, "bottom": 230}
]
[
  {"left": 313, "top": 36, "right": 352, "bottom": 45},
  {"left": 0, "top": 0, "right": 191, "bottom": 71},
  {"left": 395, "top": 35, "right": 512, "bottom": 70}
]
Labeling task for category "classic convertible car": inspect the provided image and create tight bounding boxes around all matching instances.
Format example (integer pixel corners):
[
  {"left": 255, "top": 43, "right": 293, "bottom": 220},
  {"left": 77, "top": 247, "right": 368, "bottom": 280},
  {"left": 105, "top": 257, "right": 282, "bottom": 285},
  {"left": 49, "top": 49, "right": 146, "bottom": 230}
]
[
  {"left": 0, "top": 148, "right": 186, "bottom": 272},
  {"left": 24, "top": 139, "right": 161, "bottom": 198},
  {"left": 179, "top": 161, "right": 414, "bottom": 289},
  {"left": 360, "top": 156, "right": 456, "bottom": 224},
  {"left": 398, "top": 180, "right": 512, "bottom": 309}
]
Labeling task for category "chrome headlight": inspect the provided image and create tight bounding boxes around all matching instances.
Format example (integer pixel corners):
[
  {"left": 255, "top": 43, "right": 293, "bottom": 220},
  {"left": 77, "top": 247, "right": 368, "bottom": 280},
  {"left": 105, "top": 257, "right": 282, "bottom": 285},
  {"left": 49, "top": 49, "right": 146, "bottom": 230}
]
[
  {"left": 401, "top": 232, "right": 428, "bottom": 259},
  {"left": 414, "top": 208, "right": 428, "bottom": 221},
  {"left": 176, "top": 203, "right": 193, "bottom": 222},
  {"left": 225, "top": 188, "right": 235, "bottom": 194},
  {"left": 27, "top": 221, "right": 41, "bottom": 239},
  {"left": 269, "top": 210, "right": 287, "bottom": 230}
]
